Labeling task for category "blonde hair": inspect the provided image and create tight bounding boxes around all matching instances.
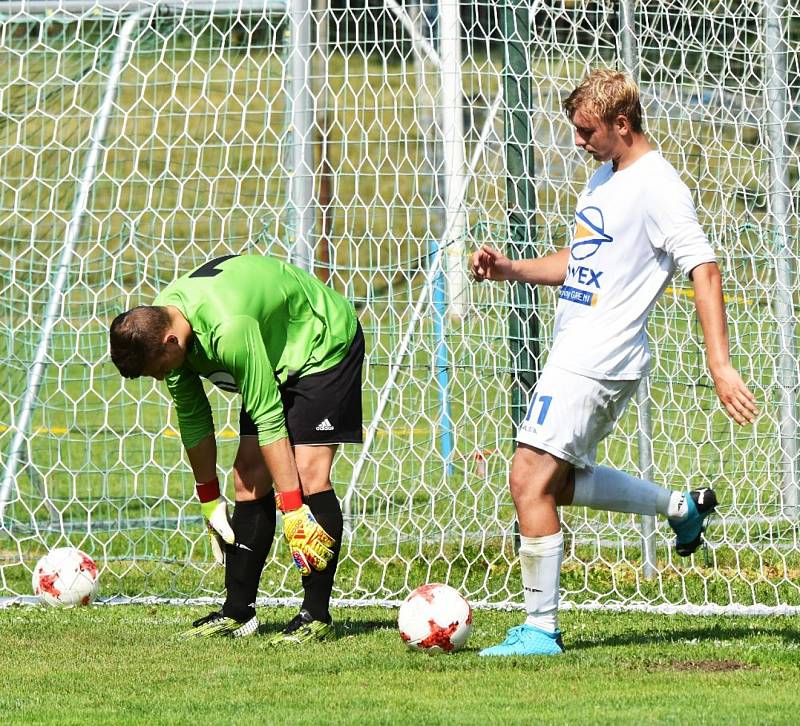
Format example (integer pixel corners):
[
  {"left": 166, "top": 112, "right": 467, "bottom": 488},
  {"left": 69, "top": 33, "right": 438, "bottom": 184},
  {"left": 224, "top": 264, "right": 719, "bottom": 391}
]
[{"left": 563, "top": 68, "right": 643, "bottom": 132}]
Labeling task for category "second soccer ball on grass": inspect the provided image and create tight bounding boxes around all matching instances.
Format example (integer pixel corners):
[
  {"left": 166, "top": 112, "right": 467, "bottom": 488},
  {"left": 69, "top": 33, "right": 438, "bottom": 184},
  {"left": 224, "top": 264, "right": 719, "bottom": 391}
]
[
  {"left": 398, "top": 583, "right": 472, "bottom": 653},
  {"left": 32, "top": 547, "right": 100, "bottom": 607}
]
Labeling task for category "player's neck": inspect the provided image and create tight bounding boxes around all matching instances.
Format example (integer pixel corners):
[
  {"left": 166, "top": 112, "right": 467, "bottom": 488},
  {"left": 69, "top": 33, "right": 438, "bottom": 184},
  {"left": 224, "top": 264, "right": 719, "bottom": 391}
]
[{"left": 611, "top": 135, "right": 652, "bottom": 172}]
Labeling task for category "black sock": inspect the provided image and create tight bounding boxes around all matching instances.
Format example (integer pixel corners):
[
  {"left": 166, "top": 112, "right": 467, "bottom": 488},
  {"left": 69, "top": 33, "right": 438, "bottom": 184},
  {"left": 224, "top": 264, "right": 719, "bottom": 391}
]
[
  {"left": 222, "top": 495, "right": 276, "bottom": 622},
  {"left": 301, "top": 489, "right": 343, "bottom": 622}
]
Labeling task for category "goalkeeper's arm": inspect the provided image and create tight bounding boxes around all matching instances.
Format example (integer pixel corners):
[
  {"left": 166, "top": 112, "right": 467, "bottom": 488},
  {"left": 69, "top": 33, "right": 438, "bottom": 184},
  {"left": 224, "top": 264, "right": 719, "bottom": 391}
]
[
  {"left": 261, "top": 437, "right": 335, "bottom": 575},
  {"left": 186, "top": 435, "right": 235, "bottom": 564}
]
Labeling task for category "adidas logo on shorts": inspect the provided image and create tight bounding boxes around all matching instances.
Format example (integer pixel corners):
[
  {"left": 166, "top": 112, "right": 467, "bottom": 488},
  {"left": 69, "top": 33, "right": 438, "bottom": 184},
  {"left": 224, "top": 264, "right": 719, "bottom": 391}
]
[{"left": 315, "top": 418, "right": 334, "bottom": 431}]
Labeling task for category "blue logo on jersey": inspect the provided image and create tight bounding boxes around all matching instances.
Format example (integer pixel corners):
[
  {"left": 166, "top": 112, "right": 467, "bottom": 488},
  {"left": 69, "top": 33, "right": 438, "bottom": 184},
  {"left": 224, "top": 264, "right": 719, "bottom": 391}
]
[
  {"left": 566, "top": 264, "right": 603, "bottom": 288},
  {"left": 558, "top": 285, "right": 596, "bottom": 306},
  {"left": 571, "top": 206, "right": 613, "bottom": 260}
]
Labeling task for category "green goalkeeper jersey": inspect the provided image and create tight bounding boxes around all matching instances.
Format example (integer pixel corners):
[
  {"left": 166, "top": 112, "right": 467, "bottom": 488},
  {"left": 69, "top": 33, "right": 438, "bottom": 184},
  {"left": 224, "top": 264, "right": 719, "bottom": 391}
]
[{"left": 154, "top": 254, "right": 357, "bottom": 448}]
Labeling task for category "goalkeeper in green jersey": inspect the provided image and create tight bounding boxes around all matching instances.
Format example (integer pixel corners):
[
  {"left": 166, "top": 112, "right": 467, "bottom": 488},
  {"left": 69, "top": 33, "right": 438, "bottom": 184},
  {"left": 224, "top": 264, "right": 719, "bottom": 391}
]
[{"left": 109, "top": 254, "right": 364, "bottom": 642}]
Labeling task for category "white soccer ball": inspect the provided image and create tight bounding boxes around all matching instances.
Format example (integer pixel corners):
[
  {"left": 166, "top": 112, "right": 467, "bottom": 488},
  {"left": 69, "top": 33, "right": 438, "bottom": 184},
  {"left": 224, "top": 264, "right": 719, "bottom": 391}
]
[
  {"left": 32, "top": 547, "right": 100, "bottom": 607},
  {"left": 398, "top": 583, "right": 472, "bottom": 653}
]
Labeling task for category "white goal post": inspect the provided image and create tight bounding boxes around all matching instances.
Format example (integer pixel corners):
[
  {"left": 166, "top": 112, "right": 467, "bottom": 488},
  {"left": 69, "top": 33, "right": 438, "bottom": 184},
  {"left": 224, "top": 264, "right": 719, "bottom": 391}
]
[{"left": 1, "top": 0, "right": 799, "bottom": 615}]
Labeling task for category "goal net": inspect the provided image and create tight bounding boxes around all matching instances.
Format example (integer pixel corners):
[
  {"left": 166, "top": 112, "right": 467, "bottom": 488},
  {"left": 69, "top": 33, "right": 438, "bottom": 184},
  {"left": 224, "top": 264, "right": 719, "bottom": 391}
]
[{"left": 1, "top": 0, "right": 799, "bottom": 614}]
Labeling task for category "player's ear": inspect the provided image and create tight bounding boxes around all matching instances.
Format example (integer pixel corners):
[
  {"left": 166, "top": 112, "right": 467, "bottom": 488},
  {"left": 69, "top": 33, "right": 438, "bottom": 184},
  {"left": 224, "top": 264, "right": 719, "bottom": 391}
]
[{"left": 615, "top": 114, "right": 632, "bottom": 137}]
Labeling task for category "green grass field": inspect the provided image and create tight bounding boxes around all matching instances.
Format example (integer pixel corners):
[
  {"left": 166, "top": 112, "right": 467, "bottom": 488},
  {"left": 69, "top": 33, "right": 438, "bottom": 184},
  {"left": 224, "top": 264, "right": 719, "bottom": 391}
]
[{"left": 2, "top": 605, "right": 800, "bottom": 724}]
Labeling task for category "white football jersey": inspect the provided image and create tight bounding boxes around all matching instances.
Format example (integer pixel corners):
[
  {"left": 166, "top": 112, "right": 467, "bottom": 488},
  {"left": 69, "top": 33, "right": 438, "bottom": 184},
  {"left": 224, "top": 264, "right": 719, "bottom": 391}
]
[{"left": 547, "top": 150, "right": 716, "bottom": 379}]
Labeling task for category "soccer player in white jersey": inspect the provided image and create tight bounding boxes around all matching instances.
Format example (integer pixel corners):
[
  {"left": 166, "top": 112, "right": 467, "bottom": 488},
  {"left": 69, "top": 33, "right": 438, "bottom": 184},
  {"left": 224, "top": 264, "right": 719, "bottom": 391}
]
[{"left": 472, "top": 68, "right": 758, "bottom": 656}]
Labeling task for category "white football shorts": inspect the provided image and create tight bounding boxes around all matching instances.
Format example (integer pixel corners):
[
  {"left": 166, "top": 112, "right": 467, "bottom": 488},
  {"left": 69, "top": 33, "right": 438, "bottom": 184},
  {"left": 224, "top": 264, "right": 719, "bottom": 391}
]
[{"left": 516, "top": 365, "right": 639, "bottom": 468}]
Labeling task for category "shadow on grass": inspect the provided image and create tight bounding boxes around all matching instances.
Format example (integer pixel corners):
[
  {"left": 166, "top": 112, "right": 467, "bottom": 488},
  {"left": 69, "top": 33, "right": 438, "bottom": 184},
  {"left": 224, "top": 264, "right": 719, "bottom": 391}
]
[
  {"left": 567, "top": 622, "right": 799, "bottom": 651},
  {"left": 257, "top": 621, "right": 285, "bottom": 636},
  {"left": 336, "top": 616, "right": 396, "bottom": 637}
]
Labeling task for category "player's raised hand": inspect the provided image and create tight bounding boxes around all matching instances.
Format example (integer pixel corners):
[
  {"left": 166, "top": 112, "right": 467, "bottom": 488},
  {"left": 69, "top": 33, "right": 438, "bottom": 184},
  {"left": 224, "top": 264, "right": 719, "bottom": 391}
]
[
  {"left": 710, "top": 363, "right": 758, "bottom": 426},
  {"left": 471, "top": 244, "right": 514, "bottom": 282}
]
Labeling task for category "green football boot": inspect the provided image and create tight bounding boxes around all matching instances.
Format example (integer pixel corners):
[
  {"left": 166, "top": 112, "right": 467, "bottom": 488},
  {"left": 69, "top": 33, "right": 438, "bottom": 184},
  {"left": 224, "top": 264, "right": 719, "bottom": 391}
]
[
  {"left": 266, "top": 609, "right": 333, "bottom": 645},
  {"left": 180, "top": 611, "right": 258, "bottom": 639}
]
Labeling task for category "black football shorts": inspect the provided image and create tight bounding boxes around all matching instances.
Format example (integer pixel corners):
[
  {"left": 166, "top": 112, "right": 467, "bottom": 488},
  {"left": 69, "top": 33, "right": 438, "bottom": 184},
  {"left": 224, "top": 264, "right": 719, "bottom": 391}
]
[{"left": 239, "top": 322, "right": 364, "bottom": 445}]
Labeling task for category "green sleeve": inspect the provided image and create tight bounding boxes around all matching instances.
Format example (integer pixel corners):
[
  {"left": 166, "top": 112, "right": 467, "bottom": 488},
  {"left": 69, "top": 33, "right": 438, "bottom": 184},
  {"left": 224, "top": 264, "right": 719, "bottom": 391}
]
[
  {"left": 213, "top": 315, "right": 288, "bottom": 446},
  {"left": 164, "top": 367, "right": 215, "bottom": 449}
]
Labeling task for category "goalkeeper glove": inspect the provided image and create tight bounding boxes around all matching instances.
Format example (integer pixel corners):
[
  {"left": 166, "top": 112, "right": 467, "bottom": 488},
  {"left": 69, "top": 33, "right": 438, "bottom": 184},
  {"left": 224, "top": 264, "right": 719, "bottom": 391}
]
[
  {"left": 197, "top": 479, "right": 235, "bottom": 566},
  {"left": 276, "top": 489, "right": 335, "bottom": 576}
]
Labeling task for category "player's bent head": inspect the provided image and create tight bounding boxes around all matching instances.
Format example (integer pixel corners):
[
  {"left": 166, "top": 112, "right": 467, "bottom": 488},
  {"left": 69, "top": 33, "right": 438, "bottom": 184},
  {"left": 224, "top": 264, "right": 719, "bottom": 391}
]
[
  {"left": 563, "top": 68, "right": 642, "bottom": 133},
  {"left": 109, "top": 306, "right": 171, "bottom": 379}
]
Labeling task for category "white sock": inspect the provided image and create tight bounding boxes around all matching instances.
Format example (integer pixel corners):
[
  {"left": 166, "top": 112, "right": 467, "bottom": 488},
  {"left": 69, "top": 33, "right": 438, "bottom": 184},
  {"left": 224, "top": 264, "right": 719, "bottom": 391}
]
[
  {"left": 520, "top": 531, "right": 563, "bottom": 634},
  {"left": 572, "top": 465, "right": 681, "bottom": 517}
]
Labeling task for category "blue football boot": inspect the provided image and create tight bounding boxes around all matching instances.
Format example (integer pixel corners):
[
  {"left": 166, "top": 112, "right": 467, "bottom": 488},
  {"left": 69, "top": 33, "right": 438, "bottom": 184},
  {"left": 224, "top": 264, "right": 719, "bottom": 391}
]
[
  {"left": 668, "top": 488, "right": 718, "bottom": 557},
  {"left": 479, "top": 624, "right": 564, "bottom": 657}
]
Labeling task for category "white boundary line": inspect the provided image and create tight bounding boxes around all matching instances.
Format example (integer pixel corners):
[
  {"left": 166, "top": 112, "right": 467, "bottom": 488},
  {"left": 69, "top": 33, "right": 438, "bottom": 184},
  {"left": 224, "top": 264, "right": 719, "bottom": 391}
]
[{"left": 4, "top": 595, "right": 800, "bottom": 616}]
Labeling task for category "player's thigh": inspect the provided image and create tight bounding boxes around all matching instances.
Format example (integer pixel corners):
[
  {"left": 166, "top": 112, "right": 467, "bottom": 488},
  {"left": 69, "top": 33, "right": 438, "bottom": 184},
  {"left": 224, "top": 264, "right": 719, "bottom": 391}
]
[
  {"left": 293, "top": 444, "right": 338, "bottom": 496},
  {"left": 517, "top": 366, "right": 638, "bottom": 469},
  {"left": 239, "top": 413, "right": 339, "bottom": 495}
]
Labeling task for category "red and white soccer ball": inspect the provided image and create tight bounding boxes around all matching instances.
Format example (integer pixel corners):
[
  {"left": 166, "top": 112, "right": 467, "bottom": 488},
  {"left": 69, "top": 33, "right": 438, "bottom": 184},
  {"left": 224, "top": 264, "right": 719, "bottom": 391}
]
[
  {"left": 32, "top": 547, "right": 100, "bottom": 607},
  {"left": 398, "top": 583, "right": 472, "bottom": 653}
]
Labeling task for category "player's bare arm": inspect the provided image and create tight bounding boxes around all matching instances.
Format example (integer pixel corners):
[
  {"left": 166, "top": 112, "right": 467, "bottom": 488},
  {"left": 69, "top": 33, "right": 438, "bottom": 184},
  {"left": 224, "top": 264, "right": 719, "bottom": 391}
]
[
  {"left": 185, "top": 433, "right": 218, "bottom": 482},
  {"left": 471, "top": 244, "right": 569, "bottom": 286},
  {"left": 690, "top": 261, "right": 758, "bottom": 425}
]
